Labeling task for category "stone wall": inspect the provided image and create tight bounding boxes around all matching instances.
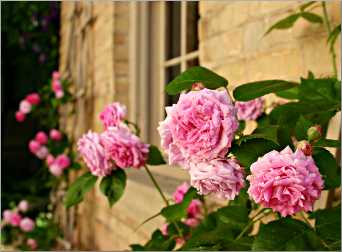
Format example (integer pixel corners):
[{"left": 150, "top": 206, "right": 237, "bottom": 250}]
[{"left": 59, "top": 1, "right": 341, "bottom": 250}]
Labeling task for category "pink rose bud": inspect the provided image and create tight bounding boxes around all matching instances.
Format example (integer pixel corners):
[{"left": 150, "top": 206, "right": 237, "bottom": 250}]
[
  {"left": 55, "top": 90, "right": 64, "bottom": 98},
  {"left": 175, "top": 237, "right": 185, "bottom": 246},
  {"left": 18, "top": 200, "right": 29, "bottom": 212},
  {"left": 25, "top": 93, "right": 40, "bottom": 105},
  {"left": 20, "top": 217, "right": 35, "bottom": 232},
  {"left": 55, "top": 154, "right": 70, "bottom": 169},
  {"left": 161, "top": 223, "right": 168, "bottom": 236},
  {"left": 9, "top": 212, "right": 22, "bottom": 226},
  {"left": 49, "top": 129, "right": 62, "bottom": 141},
  {"left": 173, "top": 182, "right": 190, "bottom": 203},
  {"left": 2, "top": 210, "right": 12, "bottom": 223},
  {"left": 296, "top": 140, "right": 313, "bottom": 156},
  {"left": 52, "top": 80, "right": 62, "bottom": 92},
  {"left": 307, "top": 125, "right": 322, "bottom": 142},
  {"left": 15, "top": 111, "right": 26, "bottom": 122},
  {"left": 52, "top": 71, "right": 60, "bottom": 80},
  {"left": 29, "top": 140, "right": 41, "bottom": 154},
  {"left": 187, "top": 199, "right": 202, "bottom": 219},
  {"left": 191, "top": 82, "right": 205, "bottom": 90},
  {"left": 35, "top": 131, "right": 48, "bottom": 145},
  {"left": 184, "top": 217, "right": 200, "bottom": 228},
  {"left": 46, "top": 154, "right": 55, "bottom": 166},
  {"left": 27, "top": 238, "right": 38, "bottom": 250},
  {"left": 19, "top": 100, "right": 32, "bottom": 114},
  {"left": 49, "top": 164, "right": 64, "bottom": 176},
  {"left": 35, "top": 146, "right": 49, "bottom": 159}
]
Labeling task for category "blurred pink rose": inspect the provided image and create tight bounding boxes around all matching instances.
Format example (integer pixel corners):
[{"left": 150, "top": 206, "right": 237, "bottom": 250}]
[
  {"left": 19, "top": 100, "right": 32, "bottom": 114},
  {"left": 49, "top": 164, "right": 64, "bottom": 176},
  {"left": 52, "top": 71, "right": 60, "bottom": 80},
  {"left": 35, "top": 146, "right": 49, "bottom": 159},
  {"left": 9, "top": 212, "right": 22, "bottom": 226},
  {"left": 29, "top": 140, "right": 41, "bottom": 154},
  {"left": 158, "top": 89, "right": 238, "bottom": 165},
  {"left": 187, "top": 199, "right": 202, "bottom": 219},
  {"left": 101, "top": 126, "right": 149, "bottom": 169},
  {"left": 25, "top": 93, "right": 40, "bottom": 105},
  {"left": 27, "top": 238, "right": 38, "bottom": 250},
  {"left": 77, "top": 131, "right": 113, "bottom": 176},
  {"left": 173, "top": 182, "right": 189, "bottom": 203},
  {"left": 35, "top": 131, "right": 48, "bottom": 145},
  {"left": 52, "top": 80, "right": 62, "bottom": 92},
  {"left": 161, "top": 223, "right": 168, "bottom": 236},
  {"left": 15, "top": 111, "right": 26, "bottom": 122},
  {"left": 46, "top": 154, "right": 55, "bottom": 166},
  {"left": 235, "top": 98, "right": 263, "bottom": 121},
  {"left": 55, "top": 154, "right": 70, "bottom": 169},
  {"left": 18, "top": 200, "right": 29, "bottom": 212},
  {"left": 55, "top": 90, "right": 64, "bottom": 98},
  {"left": 184, "top": 217, "right": 200, "bottom": 228},
  {"left": 2, "top": 210, "right": 12, "bottom": 223},
  {"left": 189, "top": 158, "right": 245, "bottom": 200},
  {"left": 50, "top": 129, "right": 62, "bottom": 141},
  {"left": 99, "top": 102, "right": 127, "bottom": 129},
  {"left": 247, "top": 146, "right": 324, "bottom": 217},
  {"left": 20, "top": 217, "right": 35, "bottom": 232}
]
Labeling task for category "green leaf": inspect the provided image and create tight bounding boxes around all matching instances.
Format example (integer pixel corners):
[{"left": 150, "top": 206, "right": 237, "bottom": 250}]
[
  {"left": 99, "top": 169, "right": 126, "bottom": 207},
  {"left": 231, "top": 139, "right": 278, "bottom": 169},
  {"left": 64, "top": 172, "right": 97, "bottom": 208},
  {"left": 265, "top": 14, "right": 301, "bottom": 35},
  {"left": 300, "top": 1, "right": 317, "bottom": 11},
  {"left": 233, "top": 80, "right": 298, "bottom": 101},
  {"left": 253, "top": 218, "right": 319, "bottom": 250},
  {"left": 238, "top": 126, "right": 279, "bottom": 145},
  {"left": 312, "top": 148, "right": 341, "bottom": 189},
  {"left": 144, "top": 230, "right": 176, "bottom": 251},
  {"left": 301, "top": 12, "right": 323, "bottom": 23},
  {"left": 165, "top": 66, "right": 228, "bottom": 95},
  {"left": 313, "top": 139, "right": 341, "bottom": 148},
  {"left": 310, "top": 205, "right": 341, "bottom": 250},
  {"left": 295, "top": 116, "right": 313, "bottom": 141},
  {"left": 161, "top": 187, "right": 198, "bottom": 222},
  {"left": 147, "top": 145, "right": 166, "bottom": 165},
  {"left": 327, "top": 24, "right": 341, "bottom": 50},
  {"left": 130, "top": 244, "right": 145, "bottom": 251},
  {"left": 275, "top": 86, "right": 299, "bottom": 99}
]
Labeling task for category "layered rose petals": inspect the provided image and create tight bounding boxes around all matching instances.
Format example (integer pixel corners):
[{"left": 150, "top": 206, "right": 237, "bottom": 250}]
[
  {"left": 235, "top": 98, "right": 263, "bottom": 121},
  {"left": 99, "top": 102, "right": 127, "bottom": 129}
]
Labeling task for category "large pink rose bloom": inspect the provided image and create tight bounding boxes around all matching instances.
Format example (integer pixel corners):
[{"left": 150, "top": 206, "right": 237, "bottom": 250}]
[
  {"left": 247, "top": 146, "right": 324, "bottom": 217},
  {"left": 158, "top": 89, "right": 238, "bottom": 165},
  {"left": 99, "top": 102, "right": 127, "bottom": 129},
  {"left": 189, "top": 158, "right": 245, "bottom": 200},
  {"left": 235, "top": 98, "right": 263, "bottom": 121},
  {"left": 77, "top": 131, "right": 113, "bottom": 176},
  {"left": 101, "top": 126, "right": 149, "bottom": 169}
]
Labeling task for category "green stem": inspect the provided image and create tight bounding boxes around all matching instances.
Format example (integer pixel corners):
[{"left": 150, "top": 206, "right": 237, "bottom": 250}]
[
  {"left": 144, "top": 165, "right": 169, "bottom": 206},
  {"left": 322, "top": 2, "right": 338, "bottom": 77}
]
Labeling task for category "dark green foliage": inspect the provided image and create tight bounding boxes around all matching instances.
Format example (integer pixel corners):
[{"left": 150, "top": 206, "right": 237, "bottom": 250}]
[
  {"left": 100, "top": 169, "right": 127, "bottom": 207},
  {"left": 147, "top": 145, "right": 166, "bottom": 165}
]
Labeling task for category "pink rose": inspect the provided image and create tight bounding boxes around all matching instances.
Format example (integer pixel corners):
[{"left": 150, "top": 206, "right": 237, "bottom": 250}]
[
  {"left": 52, "top": 80, "right": 62, "bottom": 92},
  {"left": 77, "top": 131, "right": 113, "bottom": 176},
  {"left": 46, "top": 154, "right": 55, "bottom": 166},
  {"left": 49, "top": 164, "right": 64, "bottom": 176},
  {"left": 247, "top": 146, "right": 324, "bottom": 217},
  {"left": 184, "top": 217, "right": 200, "bottom": 228},
  {"left": 20, "top": 217, "right": 35, "bottom": 232},
  {"left": 15, "top": 111, "right": 26, "bottom": 122},
  {"left": 19, "top": 100, "right": 32, "bottom": 114},
  {"left": 29, "top": 140, "right": 41, "bottom": 154},
  {"left": 27, "top": 238, "right": 38, "bottom": 250},
  {"left": 35, "top": 131, "right": 48, "bottom": 145},
  {"left": 55, "top": 90, "right": 64, "bottom": 98},
  {"left": 52, "top": 71, "right": 60, "bottom": 80},
  {"left": 235, "top": 98, "right": 263, "bottom": 121},
  {"left": 172, "top": 182, "right": 190, "bottom": 203},
  {"left": 187, "top": 199, "right": 202, "bottom": 219},
  {"left": 2, "top": 210, "right": 12, "bottom": 223},
  {"left": 18, "top": 200, "right": 29, "bottom": 212},
  {"left": 101, "top": 126, "right": 149, "bottom": 169},
  {"left": 9, "top": 212, "right": 22, "bottom": 226},
  {"left": 55, "top": 154, "right": 70, "bottom": 169},
  {"left": 25, "top": 93, "right": 40, "bottom": 105},
  {"left": 49, "top": 129, "right": 63, "bottom": 141},
  {"left": 35, "top": 146, "right": 49, "bottom": 159},
  {"left": 189, "top": 158, "right": 245, "bottom": 200},
  {"left": 99, "top": 102, "right": 127, "bottom": 129},
  {"left": 161, "top": 223, "right": 168, "bottom": 236},
  {"left": 158, "top": 89, "right": 238, "bottom": 164}
]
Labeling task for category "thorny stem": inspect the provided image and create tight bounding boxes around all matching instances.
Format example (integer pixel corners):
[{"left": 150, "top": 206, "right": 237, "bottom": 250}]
[{"left": 322, "top": 2, "right": 338, "bottom": 77}]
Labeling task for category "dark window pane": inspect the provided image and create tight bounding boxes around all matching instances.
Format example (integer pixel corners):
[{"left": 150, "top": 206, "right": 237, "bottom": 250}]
[
  {"left": 165, "top": 2, "right": 180, "bottom": 60},
  {"left": 186, "top": 58, "right": 199, "bottom": 68},
  {"left": 186, "top": 2, "right": 199, "bottom": 53},
  {"left": 165, "top": 64, "right": 181, "bottom": 109}
]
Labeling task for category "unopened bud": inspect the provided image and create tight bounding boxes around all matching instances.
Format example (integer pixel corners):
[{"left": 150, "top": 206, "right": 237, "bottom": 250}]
[
  {"left": 192, "top": 82, "right": 204, "bottom": 91},
  {"left": 307, "top": 125, "right": 322, "bottom": 142},
  {"left": 296, "top": 140, "right": 313, "bottom": 156}
]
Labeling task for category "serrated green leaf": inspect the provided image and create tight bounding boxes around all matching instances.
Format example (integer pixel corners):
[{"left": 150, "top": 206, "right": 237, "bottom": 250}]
[
  {"left": 295, "top": 116, "right": 313, "bottom": 141},
  {"left": 301, "top": 12, "right": 323, "bottom": 23},
  {"left": 233, "top": 80, "right": 298, "bottom": 101},
  {"left": 312, "top": 147, "right": 341, "bottom": 189},
  {"left": 265, "top": 14, "right": 301, "bottom": 35},
  {"left": 64, "top": 172, "right": 97, "bottom": 208},
  {"left": 313, "top": 138, "right": 341, "bottom": 148},
  {"left": 166, "top": 66, "right": 228, "bottom": 95},
  {"left": 147, "top": 145, "right": 166, "bottom": 165},
  {"left": 99, "top": 169, "right": 126, "bottom": 207}
]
